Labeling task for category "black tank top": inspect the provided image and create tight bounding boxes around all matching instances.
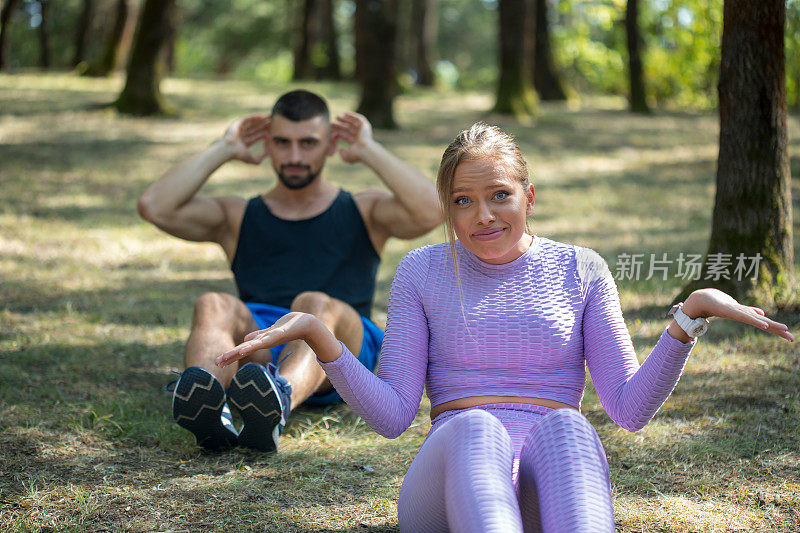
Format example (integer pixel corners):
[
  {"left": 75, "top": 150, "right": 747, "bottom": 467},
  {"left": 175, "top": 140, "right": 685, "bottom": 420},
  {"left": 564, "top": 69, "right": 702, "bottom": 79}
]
[{"left": 230, "top": 190, "right": 380, "bottom": 318}]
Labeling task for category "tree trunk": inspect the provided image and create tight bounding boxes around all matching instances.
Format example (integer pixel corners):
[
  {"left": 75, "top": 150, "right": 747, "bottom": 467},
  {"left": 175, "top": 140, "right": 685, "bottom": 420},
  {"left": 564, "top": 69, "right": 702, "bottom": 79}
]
[
  {"left": 38, "top": 0, "right": 50, "bottom": 69},
  {"left": 318, "top": 0, "right": 340, "bottom": 79},
  {"left": 531, "top": 0, "right": 566, "bottom": 101},
  {"left": 493, "top": 0, "right": 537, "bottom": 117},
  {"left": 163, "top": 22, "right": 175, "bottom": 74},
  {"left": 72, "top": 0, "right": 94, "bottom": 68},
  {"left": 294, "top": 0, "right": 341, "bottom": 81},
  {"left": 355, "top": 0, "right": 399, "bottom": 129},
  {"left": 114, "top": 0, "right": 176, "bottom": 115},
  {"left": 626, "top": 0, "right": 649, "bottom": 113},
  {"left": 0, "top": 0, "right": 20, "bottom": 71},
  {"left": 294, "top": 0, "right": 314, "bottom": 79},
  {"left": 409, "top": 0, "right": 436, "bottom": 86},
  {"left": 353, "top": 0, "right": 366, "bottom": 82},
  {"left": 85, "top": 0, "right": 127, "bottom": 77},
  {"left": 679, "top": 0, "right": 794, "bottom": 308}
]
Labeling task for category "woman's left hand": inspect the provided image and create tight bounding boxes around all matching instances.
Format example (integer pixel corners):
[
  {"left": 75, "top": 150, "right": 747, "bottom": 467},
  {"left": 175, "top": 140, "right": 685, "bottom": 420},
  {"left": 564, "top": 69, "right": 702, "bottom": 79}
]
[{"left": 681, "top": 288, "right": 794, "bottom": 342}]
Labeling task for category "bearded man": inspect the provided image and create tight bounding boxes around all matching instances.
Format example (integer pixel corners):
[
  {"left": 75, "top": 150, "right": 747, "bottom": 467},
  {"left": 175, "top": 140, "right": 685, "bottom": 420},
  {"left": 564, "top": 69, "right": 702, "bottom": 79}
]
[{"left": 138, "top": 90, "right": 441, "bottom": 452}]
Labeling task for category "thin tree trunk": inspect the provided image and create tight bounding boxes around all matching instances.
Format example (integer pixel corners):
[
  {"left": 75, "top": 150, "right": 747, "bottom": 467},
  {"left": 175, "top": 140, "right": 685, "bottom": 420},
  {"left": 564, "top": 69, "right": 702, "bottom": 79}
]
[
  {"left": 163, "top": 23, "right": 175, "bottom": 74},
  {"left": 114, "top": 0, "right": 176, "bottom": 115},
  {"left": 294, "top": 0, "right": 314, "bottom": 79},
  {"left": 355, "top": 0, "right": 399, "bottom": 129},
  {"left": 318, "top": 0, "right": 340, "bottom": 80},
  {"left": 0, "top": 0, "right": 20, "bottom": 71},
  {"left": 72, "top": 0, "right": 94, "bottom": 67},
  {"left": 531, "top": 0, "right": 566, "bottom": 101},
  {"left": 679, "top": 0, "right": 794, "bottom": 307},
  {"left": 409, "top": 0, "right": 436, "bottom": 86},
  {"left": 85, "top": 0, "right": 127, "bottom": 76},
  {"left": 626, "top": 0, "right": 649, "bottom": 113},
  {"left": 353, "top": 0, "right": 366, "bottom": 82},
  {"left": 493, "top": 0, "right": 537, "bottom": 117},
  {"left": 793, "top": 70, "right": 800, "bottom": 111},
  {"left": 38, "top": 0, "right": 50, "bottom": 69},
  {"left": 295, "top": 0, "right": 341, "bottom": 81}
]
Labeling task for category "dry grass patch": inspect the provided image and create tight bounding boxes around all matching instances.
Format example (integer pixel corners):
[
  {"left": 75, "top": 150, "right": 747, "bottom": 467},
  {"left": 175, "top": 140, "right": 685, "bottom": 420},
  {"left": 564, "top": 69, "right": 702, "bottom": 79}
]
[{"left": 1, "top": 73, "right": 799, "bottom": 531}]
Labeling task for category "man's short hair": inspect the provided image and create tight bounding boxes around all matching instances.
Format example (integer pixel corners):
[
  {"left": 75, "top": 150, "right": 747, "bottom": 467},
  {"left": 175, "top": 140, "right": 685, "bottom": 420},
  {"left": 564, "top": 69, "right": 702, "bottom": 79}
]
[{"left": 272, "top": 90, "right": 330, "bottom": 122}]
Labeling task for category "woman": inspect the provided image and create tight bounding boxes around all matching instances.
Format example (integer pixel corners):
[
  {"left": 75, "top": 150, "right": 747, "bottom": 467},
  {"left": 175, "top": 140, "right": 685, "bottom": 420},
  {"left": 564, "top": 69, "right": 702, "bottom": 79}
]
[{"left": 216, "top": 123, "right": 793, "bottom": 532}]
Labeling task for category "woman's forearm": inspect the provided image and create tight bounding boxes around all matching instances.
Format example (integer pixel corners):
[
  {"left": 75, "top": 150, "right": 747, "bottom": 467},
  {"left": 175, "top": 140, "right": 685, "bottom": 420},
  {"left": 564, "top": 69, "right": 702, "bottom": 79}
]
[{"left": 305, "top": 317, "right": 345, "bottom": 363}]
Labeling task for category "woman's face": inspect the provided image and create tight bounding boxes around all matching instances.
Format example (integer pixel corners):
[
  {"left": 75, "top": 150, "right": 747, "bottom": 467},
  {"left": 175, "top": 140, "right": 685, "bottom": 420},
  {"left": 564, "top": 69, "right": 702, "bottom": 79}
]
[{"left": 450, "top": 157, "right": 535, "bottom": 264}]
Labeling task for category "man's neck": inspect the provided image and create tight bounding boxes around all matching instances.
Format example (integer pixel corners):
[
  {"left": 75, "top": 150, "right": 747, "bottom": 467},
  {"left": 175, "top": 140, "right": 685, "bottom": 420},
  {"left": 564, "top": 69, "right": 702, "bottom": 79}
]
[{"left": 262, "top": 177, "right": 340, "bottom": 219}]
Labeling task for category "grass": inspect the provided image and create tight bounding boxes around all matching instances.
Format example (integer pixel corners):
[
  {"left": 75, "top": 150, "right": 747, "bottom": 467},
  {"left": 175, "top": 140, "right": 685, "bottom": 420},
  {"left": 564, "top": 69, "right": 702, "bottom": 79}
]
[{"left": 1, "top": 71, "right": 799, "bottom": 532}]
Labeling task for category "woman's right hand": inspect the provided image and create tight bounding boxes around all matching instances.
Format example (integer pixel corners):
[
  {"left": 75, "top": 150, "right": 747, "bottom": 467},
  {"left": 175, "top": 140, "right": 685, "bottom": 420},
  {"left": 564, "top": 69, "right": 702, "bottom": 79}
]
[
  {"left": 215, "top": 312, "right": 344, "bottom": 368},
  {"left": 216, "top": 312, "right": 317, "bottom": 368}
]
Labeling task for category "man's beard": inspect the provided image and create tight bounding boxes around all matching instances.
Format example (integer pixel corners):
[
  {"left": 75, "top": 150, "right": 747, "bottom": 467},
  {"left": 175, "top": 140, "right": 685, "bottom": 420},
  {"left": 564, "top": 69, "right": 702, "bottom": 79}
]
[{"left": 277, "top": 164, "right": 319, "bottom": 190}]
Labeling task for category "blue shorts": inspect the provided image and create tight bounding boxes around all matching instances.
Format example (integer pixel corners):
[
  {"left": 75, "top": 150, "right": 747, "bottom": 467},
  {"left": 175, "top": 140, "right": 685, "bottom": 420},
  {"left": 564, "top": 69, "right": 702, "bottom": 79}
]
[{"left": 245, "top": 302, "right": 384, "bottom": 406}]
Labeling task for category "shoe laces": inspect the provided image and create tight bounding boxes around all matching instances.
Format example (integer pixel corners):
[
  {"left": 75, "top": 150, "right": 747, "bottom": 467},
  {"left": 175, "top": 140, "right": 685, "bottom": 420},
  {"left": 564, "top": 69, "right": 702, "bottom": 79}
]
[
  {"left": 165, "top": 369, "right": 183, "bottom": 392},
  {"left": 268, "top": 352, "right": 293, "bottom": 403}
]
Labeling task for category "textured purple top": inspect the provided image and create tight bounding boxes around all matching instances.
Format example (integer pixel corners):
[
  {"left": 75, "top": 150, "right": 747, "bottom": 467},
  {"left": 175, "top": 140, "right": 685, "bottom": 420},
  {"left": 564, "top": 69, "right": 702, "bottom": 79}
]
[{"left": 320, "top": 237, "right": 696, "bottom": 438}]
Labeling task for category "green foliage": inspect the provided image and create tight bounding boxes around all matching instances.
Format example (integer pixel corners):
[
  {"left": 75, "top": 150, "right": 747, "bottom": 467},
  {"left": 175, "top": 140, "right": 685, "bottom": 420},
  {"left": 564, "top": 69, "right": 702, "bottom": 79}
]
[
  {"left": 435, "top": 0, "right": 498, "bottom": 90},
  {"left": 1, "top": 0, "right": 798, "bottom": 110},
  {"left": 175, "top": 0, "right": 293, "bottom": 78},
  {"left": 552, "top": 0, "right": 722, "bottom": 109},
  {"left": 3, "top": 0, "right": 85, "bottom": 69},
  {"left": 787, "top": 0, "right": 800, "bottom": 110},
  {"left": 553, "top": 0, "right": 628, "bottom": 96}
]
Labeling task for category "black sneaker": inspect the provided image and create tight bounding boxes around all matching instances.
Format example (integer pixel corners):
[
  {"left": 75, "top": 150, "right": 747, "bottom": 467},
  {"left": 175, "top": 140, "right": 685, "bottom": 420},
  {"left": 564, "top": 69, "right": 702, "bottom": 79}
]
[
  {"left": 228, "top": 362, "right": 292, "bottom": 452},
  {"left": 171, "top": 366, "right": 239, "bottom": 451}
]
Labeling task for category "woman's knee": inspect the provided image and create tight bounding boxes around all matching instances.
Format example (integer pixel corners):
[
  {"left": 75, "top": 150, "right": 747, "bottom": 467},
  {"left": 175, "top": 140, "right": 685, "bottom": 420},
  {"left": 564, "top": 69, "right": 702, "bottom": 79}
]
[
  {"left": 441, "top": 409, "right": 511, "bottom": 445},
  {"left": 534, "top": 408, "right": 596, "bottom": 439},
  {"left": 522, "top": 408, "right": 608, "bottom": 475}
]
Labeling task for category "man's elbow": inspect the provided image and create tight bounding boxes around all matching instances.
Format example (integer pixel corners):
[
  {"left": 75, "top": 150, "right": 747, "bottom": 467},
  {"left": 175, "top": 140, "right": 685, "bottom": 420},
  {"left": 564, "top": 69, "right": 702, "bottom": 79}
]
[
  {"left": 408, "top": 205, "right": 443, "bottom": 237},
  {"left": 421, "top": 208, "right": 444, "bottom": 233},
  {"left": 137, "top": 192, "right": 164, "bottom": 225}
]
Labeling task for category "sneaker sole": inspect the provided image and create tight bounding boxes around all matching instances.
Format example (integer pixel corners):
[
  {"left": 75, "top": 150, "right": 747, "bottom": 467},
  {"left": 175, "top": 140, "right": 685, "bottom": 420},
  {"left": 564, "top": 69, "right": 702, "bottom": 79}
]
[
  {"left": 228, "top": 363, "right": 284, "bottom": 452},
  {"left": 172, "top": 367, "right": 238, "bottom": 451}
]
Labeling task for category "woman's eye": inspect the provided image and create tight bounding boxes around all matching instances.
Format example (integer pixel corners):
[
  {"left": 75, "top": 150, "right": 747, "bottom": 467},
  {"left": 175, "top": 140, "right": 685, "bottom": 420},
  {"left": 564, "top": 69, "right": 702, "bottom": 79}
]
[
  {"left": 454, "top": 197, "right": 470, "bottom": 206},
  {"left": 493, "top": 191, "right": 509, "bottom": 200}
]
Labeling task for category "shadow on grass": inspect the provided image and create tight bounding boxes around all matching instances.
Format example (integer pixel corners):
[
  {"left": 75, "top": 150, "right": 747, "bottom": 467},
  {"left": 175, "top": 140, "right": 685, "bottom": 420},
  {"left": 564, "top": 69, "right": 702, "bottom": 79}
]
[
  {"left": 0, "top": 88, "right": 120, "bottom": 117},
  {"left": 2, "top": 275, "right": 234, "bottom": 326}
]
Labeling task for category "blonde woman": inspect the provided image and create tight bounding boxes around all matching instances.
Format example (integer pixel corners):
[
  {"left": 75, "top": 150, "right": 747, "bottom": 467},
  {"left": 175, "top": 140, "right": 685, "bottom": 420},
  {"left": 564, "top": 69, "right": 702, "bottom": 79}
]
[{"left": 217, "top": 123, "right": 793, "bottom": 532}]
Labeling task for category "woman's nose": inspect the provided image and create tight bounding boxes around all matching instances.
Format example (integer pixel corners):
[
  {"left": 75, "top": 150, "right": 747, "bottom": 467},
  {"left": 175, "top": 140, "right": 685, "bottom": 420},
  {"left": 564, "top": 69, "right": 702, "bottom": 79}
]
[{"left": 476, "top": 202, "right": 495, "bottom": 225}]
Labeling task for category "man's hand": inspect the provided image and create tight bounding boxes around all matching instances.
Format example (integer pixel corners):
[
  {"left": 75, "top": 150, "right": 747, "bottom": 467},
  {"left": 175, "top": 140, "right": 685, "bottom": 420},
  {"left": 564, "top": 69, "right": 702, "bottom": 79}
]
[
  {"left": 222, "top": 113, "right": 271, "bottom": 164},
  {"left": 332, "top": 112, "right": 376, "bottom": 164}
]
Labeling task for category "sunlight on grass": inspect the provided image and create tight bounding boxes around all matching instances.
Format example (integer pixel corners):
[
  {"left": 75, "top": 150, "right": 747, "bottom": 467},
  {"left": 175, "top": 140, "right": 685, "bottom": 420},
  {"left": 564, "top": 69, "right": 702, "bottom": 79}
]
[{"left": 1, "top": 72, "right": 799, "bottom": 531}]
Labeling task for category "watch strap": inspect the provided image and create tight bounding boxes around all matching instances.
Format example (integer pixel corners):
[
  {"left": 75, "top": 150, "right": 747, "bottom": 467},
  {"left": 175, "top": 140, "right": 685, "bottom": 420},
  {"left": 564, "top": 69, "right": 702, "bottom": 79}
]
[{"left": 669, "top": 303, "right": 709, "bottom": 338}]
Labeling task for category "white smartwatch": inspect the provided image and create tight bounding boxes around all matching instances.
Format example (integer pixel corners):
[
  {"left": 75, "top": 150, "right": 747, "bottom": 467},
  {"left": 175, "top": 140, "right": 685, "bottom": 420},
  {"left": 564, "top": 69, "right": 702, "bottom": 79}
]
[{"left": 668, "top": 303, "right": 709, "bottom": 338}]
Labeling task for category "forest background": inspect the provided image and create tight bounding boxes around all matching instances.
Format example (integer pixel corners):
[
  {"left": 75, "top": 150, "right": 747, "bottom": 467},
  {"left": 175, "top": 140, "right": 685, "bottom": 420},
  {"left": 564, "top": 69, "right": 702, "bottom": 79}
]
[{"left": 1, "top": 0, "right": 799, "bottom": 531}]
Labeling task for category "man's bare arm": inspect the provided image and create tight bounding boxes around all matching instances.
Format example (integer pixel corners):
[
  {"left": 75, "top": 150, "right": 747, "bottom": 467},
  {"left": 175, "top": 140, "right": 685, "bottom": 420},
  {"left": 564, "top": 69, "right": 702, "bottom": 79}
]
[
  {"left": 332, "top": 113, "right": 442, "bottom": 240},
  {"left": 137, "top": 114, "right": 270, "bottom": 244}
]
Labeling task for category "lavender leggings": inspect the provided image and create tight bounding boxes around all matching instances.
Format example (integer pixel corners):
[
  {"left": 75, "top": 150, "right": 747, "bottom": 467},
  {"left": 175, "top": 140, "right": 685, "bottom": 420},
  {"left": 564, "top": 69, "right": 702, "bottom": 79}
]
[{"left": 397, "top": 404, "right": 615, "bottom": 533}]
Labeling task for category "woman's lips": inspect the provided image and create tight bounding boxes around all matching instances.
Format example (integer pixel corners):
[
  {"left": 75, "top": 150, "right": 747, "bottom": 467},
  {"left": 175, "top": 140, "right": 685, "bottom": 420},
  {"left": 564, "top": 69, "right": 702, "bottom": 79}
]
[{"left": 472, "top": 227, "right": 506, "bottom": 241}]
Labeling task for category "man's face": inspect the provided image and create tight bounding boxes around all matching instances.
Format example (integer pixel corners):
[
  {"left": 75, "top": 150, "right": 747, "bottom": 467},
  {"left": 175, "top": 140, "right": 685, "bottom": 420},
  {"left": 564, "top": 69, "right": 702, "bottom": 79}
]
[{"left": 267, "top": 114, "right": 335, "bottom": 190}]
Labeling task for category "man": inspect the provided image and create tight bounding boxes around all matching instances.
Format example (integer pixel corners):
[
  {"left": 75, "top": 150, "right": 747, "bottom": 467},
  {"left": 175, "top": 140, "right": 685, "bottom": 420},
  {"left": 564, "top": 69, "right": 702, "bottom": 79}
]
[{"left": 138, "top": 90, "right": 441, "bottom": 452}]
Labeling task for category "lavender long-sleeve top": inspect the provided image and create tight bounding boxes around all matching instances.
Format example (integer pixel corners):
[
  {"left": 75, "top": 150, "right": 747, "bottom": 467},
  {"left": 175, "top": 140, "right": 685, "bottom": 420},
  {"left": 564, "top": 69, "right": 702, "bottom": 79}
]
[{"left": 320, "top": 237, "right": 696, "bottom": 438}]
